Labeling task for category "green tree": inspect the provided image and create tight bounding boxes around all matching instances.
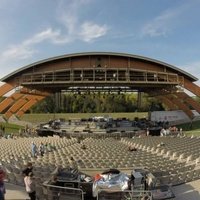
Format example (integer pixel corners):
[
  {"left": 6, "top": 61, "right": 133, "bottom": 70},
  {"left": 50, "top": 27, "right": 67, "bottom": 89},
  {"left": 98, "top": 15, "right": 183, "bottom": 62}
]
[{"left": 30, "top": 92, "right": 164, "bottom": 113}]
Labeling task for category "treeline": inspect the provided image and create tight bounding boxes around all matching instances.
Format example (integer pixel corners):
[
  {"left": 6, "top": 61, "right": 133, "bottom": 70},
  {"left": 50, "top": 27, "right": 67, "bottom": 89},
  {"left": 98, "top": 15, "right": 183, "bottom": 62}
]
[{"left": 30, "top": 93, "right": 164, "bottom": 113}]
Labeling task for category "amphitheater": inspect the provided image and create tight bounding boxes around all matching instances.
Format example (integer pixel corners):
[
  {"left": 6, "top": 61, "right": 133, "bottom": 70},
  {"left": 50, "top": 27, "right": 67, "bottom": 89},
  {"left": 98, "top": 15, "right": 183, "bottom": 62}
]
[
  {"left": 1, "top": 133, "right": 200, "bottom": 199},
  {"left": 1, "top": 52, "right": 200, "bottom": 199}
]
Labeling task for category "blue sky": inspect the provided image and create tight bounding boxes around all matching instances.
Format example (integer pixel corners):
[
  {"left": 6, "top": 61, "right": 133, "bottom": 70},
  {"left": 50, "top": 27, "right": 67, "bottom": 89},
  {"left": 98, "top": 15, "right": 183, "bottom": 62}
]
[{"left": 0, "top": 0, "right": 200, "bottom": 85}]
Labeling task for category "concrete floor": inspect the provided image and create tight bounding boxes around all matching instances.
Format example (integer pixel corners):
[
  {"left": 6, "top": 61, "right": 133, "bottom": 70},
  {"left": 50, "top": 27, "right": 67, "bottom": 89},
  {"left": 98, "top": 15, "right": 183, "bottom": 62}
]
[
  {"left": 5, "top": 182, "right": 28, "bottom": 200},
  {"left": 173, "top": 179, "right": 200, "bottom": 200}
]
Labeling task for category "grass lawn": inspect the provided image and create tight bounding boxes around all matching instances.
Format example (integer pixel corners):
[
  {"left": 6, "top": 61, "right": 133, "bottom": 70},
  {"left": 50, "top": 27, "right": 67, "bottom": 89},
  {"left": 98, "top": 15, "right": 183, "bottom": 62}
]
[
  {"left": 176, "top": 120, "right": 200, "bottom": 136},
  {"left": 185, "top": 130, "right": 200, "bottom": 136},
  {"left": 0, "top": 122, "right": 24, "bottom": 135}
]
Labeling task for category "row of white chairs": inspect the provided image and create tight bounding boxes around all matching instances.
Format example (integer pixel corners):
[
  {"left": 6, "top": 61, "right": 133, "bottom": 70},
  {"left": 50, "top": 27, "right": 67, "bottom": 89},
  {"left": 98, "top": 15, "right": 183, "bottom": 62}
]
[{"left": 1, "top": 135, "right": 200, "bottom": 189}]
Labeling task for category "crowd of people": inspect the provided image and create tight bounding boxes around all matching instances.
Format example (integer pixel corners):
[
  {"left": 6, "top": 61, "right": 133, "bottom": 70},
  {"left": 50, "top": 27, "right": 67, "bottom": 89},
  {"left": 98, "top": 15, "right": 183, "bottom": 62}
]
[{"left": 160, "top": 126, "right": 183, "bottom": 137}]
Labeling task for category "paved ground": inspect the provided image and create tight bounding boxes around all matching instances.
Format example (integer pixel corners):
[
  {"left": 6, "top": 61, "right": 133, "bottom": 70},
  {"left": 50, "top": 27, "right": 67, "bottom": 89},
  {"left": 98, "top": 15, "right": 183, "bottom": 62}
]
[
  {"left": 4, "top": 179, "right": 200, "bottom": 200},
  {"left": 5, "top": 183, "right": 28, "bottom": 200},
  {"left": 173, "top": 179, "right": 200, "bottom": 200}
]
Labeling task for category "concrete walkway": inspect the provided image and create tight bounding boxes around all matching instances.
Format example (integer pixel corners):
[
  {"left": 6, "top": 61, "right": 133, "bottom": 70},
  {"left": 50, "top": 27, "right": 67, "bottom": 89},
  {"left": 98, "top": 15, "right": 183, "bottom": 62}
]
[
  {"left": 173, "top": 179, "right": 200, "bottom": 200},
  {"left": 5, "top": 183, "right": 28, "bottom": 200}
]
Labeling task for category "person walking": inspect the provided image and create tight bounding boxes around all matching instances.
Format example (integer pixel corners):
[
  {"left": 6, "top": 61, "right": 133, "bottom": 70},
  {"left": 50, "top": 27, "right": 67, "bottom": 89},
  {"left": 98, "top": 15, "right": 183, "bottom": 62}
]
[{"left": 24, "top": 172, "right": 36, "bottom": 200}]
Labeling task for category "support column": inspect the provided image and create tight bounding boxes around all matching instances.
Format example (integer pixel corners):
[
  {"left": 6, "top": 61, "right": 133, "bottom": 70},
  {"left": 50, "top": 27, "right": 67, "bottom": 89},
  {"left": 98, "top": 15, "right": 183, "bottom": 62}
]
[
  {"left": 137, "top": 91, "right": 142, "bottom": 110},
  {"left": 54, "top": 92, "right": 61, "bottom": 112}
]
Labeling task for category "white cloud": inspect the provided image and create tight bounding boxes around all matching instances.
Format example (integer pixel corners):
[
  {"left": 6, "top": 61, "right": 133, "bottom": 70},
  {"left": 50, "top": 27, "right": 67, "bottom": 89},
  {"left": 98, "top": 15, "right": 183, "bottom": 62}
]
[
  {"left": 142, "top": 11, "right": 175, "bottom": 37},
  {"left": 56, "top": 0, "right": 108, "bottom": 43},
  {"left": 142, "top": 22, "right": 169, "bottom": 37},
  {"left": 24, "top": 28, "right": 61, "bottom": 45},
  {"left": 0, "top": 0, "right": 108, "bottom": 78},
  {"left": 57, "top": 1, "right": 80, "bottom": 34},
  {"left": 79, "top": 22, "right": 108, "bottom": 42},
  {"left": 141, "top": 4, "right": 188, "bottom": 37},
  {"left": 0, "top": 28, "right": 61, "bottom": 61},
  {"left": 2, "top": 45, "right": 35, "bottom": 60}
]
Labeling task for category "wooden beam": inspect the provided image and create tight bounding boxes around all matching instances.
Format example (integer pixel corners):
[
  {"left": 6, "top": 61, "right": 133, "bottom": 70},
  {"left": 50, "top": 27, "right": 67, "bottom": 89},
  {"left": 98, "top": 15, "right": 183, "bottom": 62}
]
[
  {"left": 0, "top": 93, "right": 24, "bottom": 113},
  {"left": 4, "top": 93, "right": 48, "bottom": 119},
  {"left": 4, "top": 98, "right": 28, "bottom": 120},
  {"left": 156, "top": 95, "right": 178, "bottom": 110},
  {"left": 0, "top": 83, "right": 14, "bottom": 96},
  {"left": 15, "top": 95, "right": 45, "bottom": 118},
  {"left": 184, "top": 79, "right": 200, "bottom": 97},
  {"left": 166, "top": 94, "right": 194, "bottom": 119},
  {"left": 175, "top": 92, "right": 200, "bottom": 113}
]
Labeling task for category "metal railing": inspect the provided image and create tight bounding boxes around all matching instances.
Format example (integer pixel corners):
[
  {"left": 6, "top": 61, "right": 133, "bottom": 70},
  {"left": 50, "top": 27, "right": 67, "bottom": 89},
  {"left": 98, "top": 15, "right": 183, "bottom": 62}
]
[
  {"left": 43, "top": 183, "right": 85, "bottom": 200},
  {"left": 21, "top": 68, "right": 181, "bottom": 86},
  {"left": 97, "top": 189, "right": 153, "bottom": 200}
]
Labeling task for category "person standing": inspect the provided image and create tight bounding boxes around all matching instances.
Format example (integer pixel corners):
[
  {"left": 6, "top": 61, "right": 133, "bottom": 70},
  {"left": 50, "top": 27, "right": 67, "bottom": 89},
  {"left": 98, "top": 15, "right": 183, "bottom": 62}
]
[
  {"left": 39, "top": 142, "right": 45, "bottom": 156},
  {"left": 31, "top": 142, "right": 37, "bottom": 157},
  {"left": 179, "top": 128, "right": 183, "bottom": 136},
  {"left": 0, "top": 181, "right": 6, "bottom": 200},
  {"left": 69, "top": 157, "right": 78, "bottom": 171},
  {"left": 0, "top": 169, "right": 6, "bottom": 200},
  {"left": 24, "top": 172, "right": 36, "bottom": 200},
  {"left": 22, "top": 162, "right": 33, "bottom": 177},
  {"left": 146, "top": 128, "right": 149, "bottom": 136}
]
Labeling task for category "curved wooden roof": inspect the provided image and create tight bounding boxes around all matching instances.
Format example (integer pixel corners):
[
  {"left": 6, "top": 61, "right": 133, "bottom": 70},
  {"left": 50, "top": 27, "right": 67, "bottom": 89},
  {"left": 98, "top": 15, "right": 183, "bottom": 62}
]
[
  {"left": 1, "top": 52, "right": 200, "bottom": 120},
  {"left": 1, "top": 52, "right": 198, "bottom": 82}
]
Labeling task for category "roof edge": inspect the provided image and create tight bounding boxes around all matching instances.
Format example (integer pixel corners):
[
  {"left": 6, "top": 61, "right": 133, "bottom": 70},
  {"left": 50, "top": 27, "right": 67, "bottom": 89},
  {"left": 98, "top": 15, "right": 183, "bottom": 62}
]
[{"left": 1, "top": 51, "right": 198, "bottom": 82}]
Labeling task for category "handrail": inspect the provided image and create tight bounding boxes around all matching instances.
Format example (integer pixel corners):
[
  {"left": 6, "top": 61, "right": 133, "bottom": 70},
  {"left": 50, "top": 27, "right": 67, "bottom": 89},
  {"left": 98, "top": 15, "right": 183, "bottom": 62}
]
[
  {"left": 43, "top": 182, "right": 85, "bottom": 200},
  {"left": 97, "top": 188, "right": 153, "bottom": 200},
  {"left": 21, "top": 68, "right": 180, "bottom": 86}
]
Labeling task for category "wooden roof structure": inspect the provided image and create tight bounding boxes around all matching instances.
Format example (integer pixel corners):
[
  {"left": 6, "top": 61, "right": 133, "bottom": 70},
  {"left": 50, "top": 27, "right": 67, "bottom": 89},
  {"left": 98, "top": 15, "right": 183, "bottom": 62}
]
[{"left": 1, "top": 52, "right": 200, "bottom": 119}]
